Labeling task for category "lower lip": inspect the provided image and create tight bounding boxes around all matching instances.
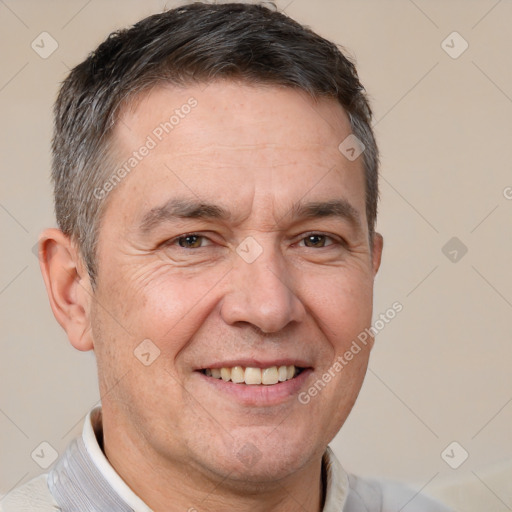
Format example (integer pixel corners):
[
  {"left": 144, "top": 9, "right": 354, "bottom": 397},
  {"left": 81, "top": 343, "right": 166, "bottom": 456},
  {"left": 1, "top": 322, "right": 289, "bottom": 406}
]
[{"left": 196, "top": 369, "right": 313, "bottom": 406}]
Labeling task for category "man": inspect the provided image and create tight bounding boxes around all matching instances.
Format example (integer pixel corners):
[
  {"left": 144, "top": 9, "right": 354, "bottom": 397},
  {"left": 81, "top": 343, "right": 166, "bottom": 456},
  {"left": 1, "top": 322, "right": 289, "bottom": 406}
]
[{"left": 1, "top": 2, "right": 452, "bottom": 511}]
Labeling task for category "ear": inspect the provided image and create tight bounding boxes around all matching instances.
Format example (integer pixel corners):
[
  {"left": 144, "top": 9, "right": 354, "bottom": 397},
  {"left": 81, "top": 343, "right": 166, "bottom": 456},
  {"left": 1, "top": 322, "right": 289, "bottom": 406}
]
[
  {"left": 371, "top": 232, "right": 383, "bottom": 276},
  {"left": 38, "top": 228, "right": 94, "bottom": 351}
]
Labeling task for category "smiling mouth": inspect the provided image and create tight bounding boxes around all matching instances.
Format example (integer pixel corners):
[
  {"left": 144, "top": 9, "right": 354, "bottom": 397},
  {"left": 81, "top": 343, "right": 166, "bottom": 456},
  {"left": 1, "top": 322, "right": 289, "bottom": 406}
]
[{"left": 199, "top": 365, "right": 305, "bottom": 385}]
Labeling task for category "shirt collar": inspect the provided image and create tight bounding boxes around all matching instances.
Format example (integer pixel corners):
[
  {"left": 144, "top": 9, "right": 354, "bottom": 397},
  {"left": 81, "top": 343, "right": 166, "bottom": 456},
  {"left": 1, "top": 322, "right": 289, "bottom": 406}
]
[
  {"left": 322, "top": 445, "right": 350, "bottom": 512},
  {"left": 49, "top": 406, "right": 349, "bottom": 511}
]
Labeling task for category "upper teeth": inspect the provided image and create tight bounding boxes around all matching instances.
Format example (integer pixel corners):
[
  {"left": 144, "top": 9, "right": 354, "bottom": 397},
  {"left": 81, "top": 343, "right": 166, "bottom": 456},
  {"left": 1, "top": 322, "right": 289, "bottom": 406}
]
[{"left": 204, "top": 365, "right": 297, "bottom": 385}]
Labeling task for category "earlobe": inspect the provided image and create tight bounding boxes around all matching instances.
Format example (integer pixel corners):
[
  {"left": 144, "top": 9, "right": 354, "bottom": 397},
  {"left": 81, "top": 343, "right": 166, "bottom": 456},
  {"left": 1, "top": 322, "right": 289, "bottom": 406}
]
[
  {"left": 38, "top": 228, "right": 94, "bottom": 352},
  {"left": 372, "top": 233, "right": 383, "bottom": 275}
]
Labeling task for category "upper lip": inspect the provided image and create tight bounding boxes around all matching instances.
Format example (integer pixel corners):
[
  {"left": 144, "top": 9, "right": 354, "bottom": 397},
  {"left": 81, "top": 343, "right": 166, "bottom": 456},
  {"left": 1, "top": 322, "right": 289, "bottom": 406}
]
[{"left": 196, "top": 358, "right": 313, "bottom": 370}]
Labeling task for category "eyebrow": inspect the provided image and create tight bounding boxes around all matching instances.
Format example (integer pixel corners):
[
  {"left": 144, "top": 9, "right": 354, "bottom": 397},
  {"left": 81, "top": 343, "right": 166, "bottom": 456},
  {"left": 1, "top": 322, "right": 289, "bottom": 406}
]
[
  {"left": 139, "top": 199, "right": 230, "bottom": 233},
  {"left": 286, "top": 199, "right": 362, "bottom": 230},
  {"left": 138, "top": 197, "right": 362, "bottom": 233}
]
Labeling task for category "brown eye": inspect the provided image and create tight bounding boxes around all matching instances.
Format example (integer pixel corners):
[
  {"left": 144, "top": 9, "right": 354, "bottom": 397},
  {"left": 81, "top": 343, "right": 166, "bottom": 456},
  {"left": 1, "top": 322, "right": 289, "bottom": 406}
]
[
  {"left": 301, "top": 234, "right": 332, "bottom": 248},
  {"left": 177, "top": 235, "right": 204, "bottom": 248}
]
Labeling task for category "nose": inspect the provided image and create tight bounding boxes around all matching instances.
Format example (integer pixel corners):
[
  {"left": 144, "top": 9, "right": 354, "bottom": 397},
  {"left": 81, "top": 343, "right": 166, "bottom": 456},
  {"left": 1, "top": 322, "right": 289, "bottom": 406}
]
[{"left": 220, "top": 240, "right": 306, "bottom": 334}]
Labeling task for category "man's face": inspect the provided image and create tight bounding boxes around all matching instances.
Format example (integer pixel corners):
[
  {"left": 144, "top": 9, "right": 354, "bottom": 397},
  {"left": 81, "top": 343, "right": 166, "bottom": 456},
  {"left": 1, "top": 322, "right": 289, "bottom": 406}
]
[{"left": 89, "top": 81, "right": 382, "bottom": 483}]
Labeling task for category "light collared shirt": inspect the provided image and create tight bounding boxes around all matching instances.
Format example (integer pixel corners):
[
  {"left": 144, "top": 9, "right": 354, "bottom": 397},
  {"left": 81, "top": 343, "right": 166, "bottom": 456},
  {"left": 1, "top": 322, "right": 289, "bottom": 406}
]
[{"left": 1, "top": 406, "right": 453, "bottom": 511}]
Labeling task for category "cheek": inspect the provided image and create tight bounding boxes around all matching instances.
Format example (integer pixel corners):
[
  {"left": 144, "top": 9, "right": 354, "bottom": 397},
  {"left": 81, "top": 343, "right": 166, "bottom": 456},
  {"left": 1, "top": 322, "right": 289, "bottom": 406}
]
[
  {"left": 97, "top": 261, "right": 227, "bottom": 359},
  {"left": 303, "top": 265, "right": 374, "bottom": 350},
  {"left": 90, "top": 271, "right": 207, "bottom": 435}
]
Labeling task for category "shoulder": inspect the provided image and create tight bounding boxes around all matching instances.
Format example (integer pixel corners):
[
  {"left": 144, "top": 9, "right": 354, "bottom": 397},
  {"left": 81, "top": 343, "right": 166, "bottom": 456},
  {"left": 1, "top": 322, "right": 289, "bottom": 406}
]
[
  {"left": 0, "top": 474, "right": 60, "bottom": 512},
  {"left": 345, "top": 474, "right": 455, "bottom": 512}
]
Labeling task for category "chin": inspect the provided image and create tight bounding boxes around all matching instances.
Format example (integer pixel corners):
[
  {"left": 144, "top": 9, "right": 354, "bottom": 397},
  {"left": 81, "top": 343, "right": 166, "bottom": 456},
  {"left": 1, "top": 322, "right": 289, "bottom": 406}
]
[{"left": 200, "top": 426, "right": 318, "bottom": 486}]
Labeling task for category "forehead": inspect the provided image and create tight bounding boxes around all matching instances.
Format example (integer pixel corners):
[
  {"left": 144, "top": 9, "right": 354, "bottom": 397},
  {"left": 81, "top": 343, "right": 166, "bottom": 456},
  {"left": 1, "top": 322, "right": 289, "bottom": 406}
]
[
  {"left": 106, "top": 81, "right": 366, "bottom": 227},
  {"left": 118, "top": 80, "right": 351, "bottom": 145}
]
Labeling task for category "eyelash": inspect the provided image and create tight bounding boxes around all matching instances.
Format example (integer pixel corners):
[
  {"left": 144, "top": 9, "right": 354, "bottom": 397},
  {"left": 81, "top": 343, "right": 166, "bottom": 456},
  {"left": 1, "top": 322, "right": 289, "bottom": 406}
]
[{"left": 164, "top": 232, "right": 344, "bottom": 249}]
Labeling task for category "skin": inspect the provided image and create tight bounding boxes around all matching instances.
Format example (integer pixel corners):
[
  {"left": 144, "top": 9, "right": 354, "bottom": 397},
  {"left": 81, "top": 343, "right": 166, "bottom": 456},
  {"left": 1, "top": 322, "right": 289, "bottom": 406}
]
[{"left": 40, "top": 81, "right": 383, "bottom": 512}]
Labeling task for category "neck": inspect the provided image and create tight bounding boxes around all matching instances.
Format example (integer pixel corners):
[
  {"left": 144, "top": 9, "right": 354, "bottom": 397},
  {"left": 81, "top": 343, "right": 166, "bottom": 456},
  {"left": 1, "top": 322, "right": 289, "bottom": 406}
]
[{"left": 102, "top": 410, "right": 325, "bottom": 512}]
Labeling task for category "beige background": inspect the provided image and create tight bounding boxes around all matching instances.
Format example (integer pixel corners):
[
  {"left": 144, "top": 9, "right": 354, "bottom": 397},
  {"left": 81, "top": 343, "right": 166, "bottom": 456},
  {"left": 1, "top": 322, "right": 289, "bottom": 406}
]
[{"left": 1, "top": 0, "right": 511, "bottom": 510}]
